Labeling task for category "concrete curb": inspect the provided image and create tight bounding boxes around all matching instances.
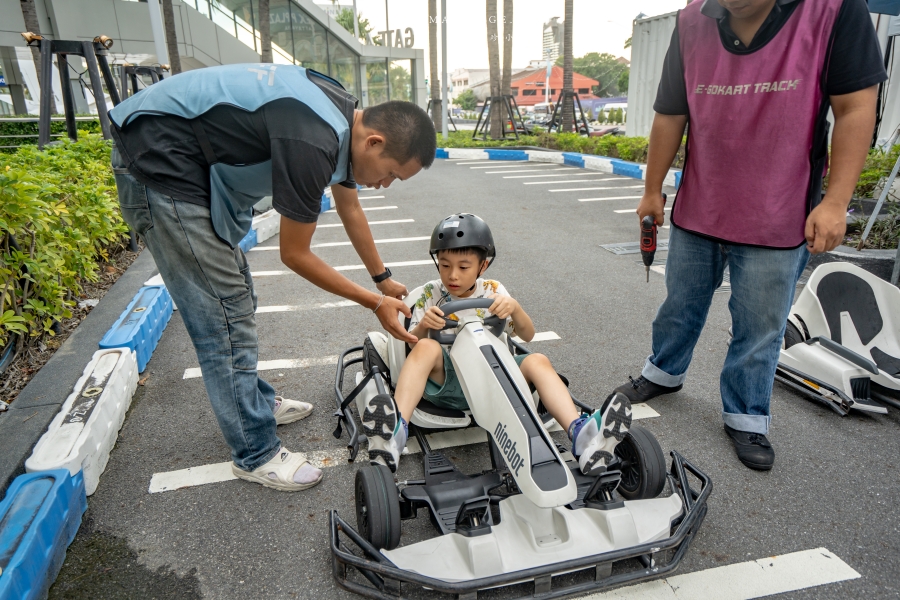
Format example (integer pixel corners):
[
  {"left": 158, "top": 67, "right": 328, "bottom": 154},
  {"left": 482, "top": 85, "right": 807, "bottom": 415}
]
[
  {"left": 434, "top": 147, "right": 683, "bottom": 189},
  {"left": 0, "top": 249, "right": 157, "bottom": 497}
]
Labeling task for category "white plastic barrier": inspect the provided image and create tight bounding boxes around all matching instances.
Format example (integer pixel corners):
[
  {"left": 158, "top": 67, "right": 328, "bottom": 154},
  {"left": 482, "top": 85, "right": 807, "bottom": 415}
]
[
  {"left": 252, "top": 209, "right": 280, "bottom": 244},
  {"left": 26, "top": 348, "right": 139, "bottom": 495}
]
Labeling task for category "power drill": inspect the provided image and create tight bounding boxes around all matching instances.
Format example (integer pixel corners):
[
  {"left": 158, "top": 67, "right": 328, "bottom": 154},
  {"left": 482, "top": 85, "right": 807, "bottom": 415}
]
[{"left": 640, "top": 193, "right": 667, "bottom": 282}]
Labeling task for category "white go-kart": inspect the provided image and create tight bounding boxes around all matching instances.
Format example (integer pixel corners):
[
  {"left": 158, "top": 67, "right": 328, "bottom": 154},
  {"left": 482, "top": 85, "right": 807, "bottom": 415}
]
[
  {"left": 777, "top": 262, "right": 900, "bottom": 416},
  {"left": 329, "top": 288, "right": 711, "bottom": 599}
]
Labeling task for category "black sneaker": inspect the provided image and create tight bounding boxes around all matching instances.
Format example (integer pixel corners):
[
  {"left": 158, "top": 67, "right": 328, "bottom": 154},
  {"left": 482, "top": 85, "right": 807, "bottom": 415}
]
[
  {"left": 724, "top": 424, "right": 774, "bottom": 471},
  {"left": 610, "top": 375, "right": 682, "bottom": 404}
]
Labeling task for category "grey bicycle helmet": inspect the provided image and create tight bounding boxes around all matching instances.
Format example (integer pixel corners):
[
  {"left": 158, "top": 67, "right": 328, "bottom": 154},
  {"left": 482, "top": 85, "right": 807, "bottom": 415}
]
[{"left": 429, "top": 213, "right": 496, "bottom": 268}]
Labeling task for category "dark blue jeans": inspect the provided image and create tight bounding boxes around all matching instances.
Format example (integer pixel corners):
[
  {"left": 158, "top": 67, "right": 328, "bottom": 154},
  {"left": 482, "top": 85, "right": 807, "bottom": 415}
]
[
  {"left": 113, "top": 148, "right": 280, "bottom": 471},
  {"left": 642, "top": 226, "right": 809, "bottom": 434}
]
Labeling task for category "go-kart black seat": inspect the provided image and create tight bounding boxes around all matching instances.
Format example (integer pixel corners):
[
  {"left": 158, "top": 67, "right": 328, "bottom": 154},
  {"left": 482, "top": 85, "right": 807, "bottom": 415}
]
[
  {"left": 817, "top": 271, "right": 900, "bottom": 375},
  {"left": 415, "top": 398, "right": 468, "bottom": 420}
]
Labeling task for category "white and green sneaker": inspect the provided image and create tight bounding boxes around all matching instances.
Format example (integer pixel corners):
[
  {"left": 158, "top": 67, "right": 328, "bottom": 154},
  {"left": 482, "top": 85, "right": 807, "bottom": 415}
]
[
  {"left": 573, "top": 392, "right": 633, "bottom": 475},
  {"left": 362, "top": 393, "right": 407, "bottom": 473}
]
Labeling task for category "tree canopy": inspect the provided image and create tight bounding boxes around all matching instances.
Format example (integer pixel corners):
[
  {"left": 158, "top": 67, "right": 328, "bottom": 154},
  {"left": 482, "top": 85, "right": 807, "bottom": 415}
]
[
  {"left": 455, "top": 89, "right": 477, "bottom": 111},
  {"left": 556, "top": 52, "right": 629, "bottom": 98}
]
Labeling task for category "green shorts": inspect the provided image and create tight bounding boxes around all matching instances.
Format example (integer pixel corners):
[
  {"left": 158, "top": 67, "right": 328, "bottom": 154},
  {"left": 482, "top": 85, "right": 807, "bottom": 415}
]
[{"left": 424, "top": 348, "right": 529, "bottom": 411}]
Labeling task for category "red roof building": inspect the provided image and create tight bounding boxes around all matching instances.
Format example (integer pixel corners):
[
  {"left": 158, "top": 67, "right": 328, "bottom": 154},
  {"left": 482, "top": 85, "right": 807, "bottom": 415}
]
[{"left": 511, "top": 65, "right": 599, "bottom": 106}]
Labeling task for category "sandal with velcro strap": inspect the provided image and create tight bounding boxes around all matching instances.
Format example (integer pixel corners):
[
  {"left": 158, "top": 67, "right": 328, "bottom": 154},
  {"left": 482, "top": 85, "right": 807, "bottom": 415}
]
[{"left": 231, "top": 447, "right": 323, "bottom": 492}]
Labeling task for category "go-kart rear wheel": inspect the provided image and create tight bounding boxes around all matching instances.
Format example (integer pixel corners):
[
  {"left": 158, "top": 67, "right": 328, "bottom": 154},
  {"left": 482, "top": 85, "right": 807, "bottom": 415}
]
[
  {"left": 355, "top": 464, "right": 401, "bottom": 550},
  {"left": 614, "top": 425, "right": 666, "bottom": 500}
]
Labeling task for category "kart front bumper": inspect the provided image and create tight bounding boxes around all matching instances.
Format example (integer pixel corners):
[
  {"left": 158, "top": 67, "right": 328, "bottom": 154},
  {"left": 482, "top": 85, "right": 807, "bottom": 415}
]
[{"left": 329, "top": 451, "right": 711, "bottom": 600}]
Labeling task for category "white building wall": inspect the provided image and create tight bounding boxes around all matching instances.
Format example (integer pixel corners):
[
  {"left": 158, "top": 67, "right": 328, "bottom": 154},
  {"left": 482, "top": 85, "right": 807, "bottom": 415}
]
[{"left": 626, "top": 11, "right": 677, "bottom": 138}]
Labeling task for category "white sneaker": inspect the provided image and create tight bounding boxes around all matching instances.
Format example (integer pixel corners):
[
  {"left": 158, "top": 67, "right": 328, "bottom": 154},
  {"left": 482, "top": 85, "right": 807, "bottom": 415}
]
[
  {"left": 273, "top": 396, "right": 313, "bottom": 425},
  {"left": 362, "top": 393, "right": 407, "bottom": 472},
  {"left": 574, "top": 393, "right": 633, "bottom": 475},
  {"left": 231, "top": 447, "right": 323, "bottom": 492}
]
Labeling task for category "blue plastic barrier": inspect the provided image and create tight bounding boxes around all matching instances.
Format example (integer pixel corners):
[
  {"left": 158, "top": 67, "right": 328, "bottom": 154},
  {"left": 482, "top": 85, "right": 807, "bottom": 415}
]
[
  {"left": 99, "top": 285, "right": 173, "bottom": 372},
  {"left": 435, "top": 148, "right": 449, "bottom": 159},
  {"left": 612, "top": 160, "right": 644, "bottom": 180},
  {"left": 674, "top": 171, "right": 683, "bottom": 189},
  {"left": 562, "top": 152, "right": 585, "bottom": 168},
  {"left": 320, "top": 193, "right": 332, "bottom": 213},
  {"left": 238, "top": 228, "right": 258, "bottom": 252},
  {"left": 485, "top": 149, "right": 528, "bottom": 161},
  {"left": 0, "top": 470, "right": 87, "bottom": 600}
]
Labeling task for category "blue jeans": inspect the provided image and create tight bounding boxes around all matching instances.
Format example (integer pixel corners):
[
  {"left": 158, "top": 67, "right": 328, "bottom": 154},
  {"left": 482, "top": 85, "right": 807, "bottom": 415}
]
[
  {"left": 112, "top": 148, "right": 280, "bottom": 471},
  {"left": 642, "top": 226, "right": 809, "bottom": 435}
]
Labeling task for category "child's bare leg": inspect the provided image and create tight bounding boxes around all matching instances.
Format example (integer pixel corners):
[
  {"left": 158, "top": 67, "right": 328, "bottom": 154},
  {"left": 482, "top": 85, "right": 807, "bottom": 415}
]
[
  {"left": 394, "top": 338, "right": 446, "bottom": 422},
  {"left": 519, "top": 353, "right": 580, "bottom": 430}
]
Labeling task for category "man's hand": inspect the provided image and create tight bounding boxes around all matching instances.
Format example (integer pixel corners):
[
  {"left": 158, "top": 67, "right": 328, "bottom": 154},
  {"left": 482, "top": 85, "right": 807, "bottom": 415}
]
[
  {"left": 421, "top": 306, "right": 448, "bottom": 330},
  {"left": 375, "top": 296, "right": 417, "bottom": 343},
  {"left": 637, "top": 191, "right": 666, "bottom": 226},
  {"left": 488, "top": 294, "right": 519, "bottom": 320},
  {"left": 376, "top": 277, "right": 408, "bottom": 299},
  {"left": 805, "top": 198, "right": 848, "bottom": 254}
]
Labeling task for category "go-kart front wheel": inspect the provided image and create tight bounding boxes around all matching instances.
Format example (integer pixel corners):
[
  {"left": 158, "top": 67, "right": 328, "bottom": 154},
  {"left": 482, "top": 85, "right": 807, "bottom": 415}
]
[
  {"left": 615, "top": 425, "right": 667, "bottom": 500},
  {"left": 355, "top": 464, "right": 401, "bottom": 550}
]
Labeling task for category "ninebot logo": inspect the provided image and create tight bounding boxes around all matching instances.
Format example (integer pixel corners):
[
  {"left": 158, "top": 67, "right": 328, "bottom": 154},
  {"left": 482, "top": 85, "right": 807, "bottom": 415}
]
[{"left": 493, "top": 422, "right": 525, "bottom": 477}]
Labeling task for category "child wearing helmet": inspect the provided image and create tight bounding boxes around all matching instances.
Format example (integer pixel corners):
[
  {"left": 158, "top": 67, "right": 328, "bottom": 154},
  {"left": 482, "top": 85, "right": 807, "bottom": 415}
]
[{"left": 363, "top": 214, "right": 633, "bottom": 475}]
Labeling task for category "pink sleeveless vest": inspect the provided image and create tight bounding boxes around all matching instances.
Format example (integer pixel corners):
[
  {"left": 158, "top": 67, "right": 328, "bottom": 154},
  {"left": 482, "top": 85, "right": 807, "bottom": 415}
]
[{"left": 673, "top": 0, "right": 842, "bottom": 248}]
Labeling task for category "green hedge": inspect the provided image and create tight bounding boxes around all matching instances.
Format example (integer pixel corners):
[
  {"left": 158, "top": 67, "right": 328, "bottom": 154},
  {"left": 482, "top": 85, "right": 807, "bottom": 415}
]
[
  {"left": 0, "top": 117, "right": 102, "bottom": 153},
  {"left": 0, "top": 134, "right": 127, "bottom": 348}
]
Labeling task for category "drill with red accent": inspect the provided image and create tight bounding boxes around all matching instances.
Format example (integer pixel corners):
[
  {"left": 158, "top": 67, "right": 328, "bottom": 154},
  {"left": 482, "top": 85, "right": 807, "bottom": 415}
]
[{"left": 640, "top": 193, "right": 667, "bottom": 282}]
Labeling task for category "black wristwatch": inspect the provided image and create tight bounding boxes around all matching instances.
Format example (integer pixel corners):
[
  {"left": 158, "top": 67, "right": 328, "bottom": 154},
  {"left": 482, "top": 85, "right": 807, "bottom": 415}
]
[{"left": 372, "top": 268, "right": 392, "bottom": 284}]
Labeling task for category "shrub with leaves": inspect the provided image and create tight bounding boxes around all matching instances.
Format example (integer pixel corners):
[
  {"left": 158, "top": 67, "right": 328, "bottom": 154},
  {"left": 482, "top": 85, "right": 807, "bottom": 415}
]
[{"left": 0, "top": 134, "right": 127, "bottom": 350}]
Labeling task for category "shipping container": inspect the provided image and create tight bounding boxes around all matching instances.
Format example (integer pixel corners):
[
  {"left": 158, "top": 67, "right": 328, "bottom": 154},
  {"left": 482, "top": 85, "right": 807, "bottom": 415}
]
[{"left": 626, "top": 11, "right": 677, "bottom": 138}]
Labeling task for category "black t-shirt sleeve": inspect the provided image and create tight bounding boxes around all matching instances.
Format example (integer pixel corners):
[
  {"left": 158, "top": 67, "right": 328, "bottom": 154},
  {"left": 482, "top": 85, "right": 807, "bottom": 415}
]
[
  {"left": 826, "top": 0, "right": 887, "bottom": 95},
  {"left": 653, "top": 21, "right": 689, "bottom": 115}
]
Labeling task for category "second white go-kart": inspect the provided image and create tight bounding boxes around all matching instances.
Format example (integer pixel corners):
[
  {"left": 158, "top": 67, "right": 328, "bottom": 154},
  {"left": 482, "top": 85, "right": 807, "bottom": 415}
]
[{"left": 329, "top": 290, "right": 711, "bottom": 599}]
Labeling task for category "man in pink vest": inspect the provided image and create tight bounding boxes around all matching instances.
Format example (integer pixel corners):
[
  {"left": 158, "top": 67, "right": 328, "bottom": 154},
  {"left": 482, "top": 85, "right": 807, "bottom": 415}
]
[{"left": 612, "top": 0, "right": 886, "bottom": 470}]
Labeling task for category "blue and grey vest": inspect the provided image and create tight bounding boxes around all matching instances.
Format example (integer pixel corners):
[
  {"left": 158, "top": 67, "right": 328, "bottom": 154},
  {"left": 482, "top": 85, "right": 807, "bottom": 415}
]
[{"left": 109, "top": 64, "right": 352, "bottom": 247}]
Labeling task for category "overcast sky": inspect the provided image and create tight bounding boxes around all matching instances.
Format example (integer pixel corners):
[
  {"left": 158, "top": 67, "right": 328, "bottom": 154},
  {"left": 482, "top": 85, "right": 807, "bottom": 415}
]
[{"left": 348, "top": 0, "right": 688, "bottom": 74}]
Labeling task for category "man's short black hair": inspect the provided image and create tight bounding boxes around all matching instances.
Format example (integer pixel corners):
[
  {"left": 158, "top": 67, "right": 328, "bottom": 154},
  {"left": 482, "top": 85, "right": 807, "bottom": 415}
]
[
  {"left": 362, "top": 101, "right": 436, "bottom": 168},
  {"left": 437, "top": 246, "right": 488, "bottom": 263}
]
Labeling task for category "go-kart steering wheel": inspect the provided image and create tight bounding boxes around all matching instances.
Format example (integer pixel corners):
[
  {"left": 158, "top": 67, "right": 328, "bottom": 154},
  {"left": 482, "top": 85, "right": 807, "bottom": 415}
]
[{"left": 428, "top": 298, "right": 507, "bottom": 345}]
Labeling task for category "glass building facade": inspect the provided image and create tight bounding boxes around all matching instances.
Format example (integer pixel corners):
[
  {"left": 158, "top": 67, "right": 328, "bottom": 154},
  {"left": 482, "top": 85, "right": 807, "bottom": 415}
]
[{"left": 184, "top": 0, "right": 416, "bottom": 107}]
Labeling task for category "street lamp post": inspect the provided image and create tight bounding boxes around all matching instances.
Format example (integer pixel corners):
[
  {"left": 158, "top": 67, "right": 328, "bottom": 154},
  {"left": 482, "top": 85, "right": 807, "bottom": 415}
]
[
  {"left": 441, "top": 0, "right": 448, "bottom": 139},
  {"left": 545, "top": 48, "right": 552, "bottom": 108}
]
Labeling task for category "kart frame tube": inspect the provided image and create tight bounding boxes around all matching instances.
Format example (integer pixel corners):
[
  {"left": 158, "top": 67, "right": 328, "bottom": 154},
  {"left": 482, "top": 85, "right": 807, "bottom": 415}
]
[{"left": 329, "top": 451, "right": 712, "bottom": 600}]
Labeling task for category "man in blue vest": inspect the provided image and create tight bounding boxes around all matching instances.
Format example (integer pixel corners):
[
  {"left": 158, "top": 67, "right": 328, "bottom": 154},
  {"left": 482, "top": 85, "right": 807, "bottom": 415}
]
[{"left": 108, "top": 64, "right": 435, "bottom": 492}]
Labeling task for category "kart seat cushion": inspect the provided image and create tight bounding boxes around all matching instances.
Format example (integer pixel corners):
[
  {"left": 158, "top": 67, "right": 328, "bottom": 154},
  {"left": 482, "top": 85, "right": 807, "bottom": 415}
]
[
  {"left": 416, "top": 397, "right": 467, "bottom": 419},
  {"left": 816, "top": 272, "right": 883, "bottom": 346},
  {"left": 871, "top": 347, "right": 900, "bottom": 377}
]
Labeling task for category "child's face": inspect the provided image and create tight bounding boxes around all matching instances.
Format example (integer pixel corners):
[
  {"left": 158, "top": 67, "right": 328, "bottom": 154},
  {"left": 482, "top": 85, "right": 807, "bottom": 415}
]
[{"left": 436, "top": 250, "right": 488, "bottom": 297}]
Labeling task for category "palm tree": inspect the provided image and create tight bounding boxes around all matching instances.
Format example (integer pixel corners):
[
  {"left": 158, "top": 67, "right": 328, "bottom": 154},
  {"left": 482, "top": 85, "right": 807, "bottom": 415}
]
[
  {"left": 486, "top": 0, "right": 502, "bottom": 138},
  {"left": 561, "top": 0, "right": 574, "bottom": 132},
  {"left": 161, "top": 0, "right": 182, "bottom": 74},
  {"left": 258, "top": 0, "right": 272, "bottom": 63},
  {"left": 428, "top": 0, "right": 442, "bottom": 132},
  {"left": 501, "top": 0, "right": 513, "bottom": 96},
  {"left": 18, "top": 0, "right": 56, "bottom": 113}
]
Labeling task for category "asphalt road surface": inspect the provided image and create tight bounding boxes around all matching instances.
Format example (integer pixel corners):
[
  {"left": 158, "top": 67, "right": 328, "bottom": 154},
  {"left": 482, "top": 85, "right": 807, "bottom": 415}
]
[{"left": 49, "top": 158, "right": 900, "bottom": 599}]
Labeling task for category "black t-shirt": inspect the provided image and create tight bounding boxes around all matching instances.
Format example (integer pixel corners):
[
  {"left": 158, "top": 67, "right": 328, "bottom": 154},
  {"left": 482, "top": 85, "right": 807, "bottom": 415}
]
[
  {"left": 110, "top": 72, "right": 357, "bottom": 224},
  {"left": 654, "top": 0, "right": 887, "bottom": 115}
]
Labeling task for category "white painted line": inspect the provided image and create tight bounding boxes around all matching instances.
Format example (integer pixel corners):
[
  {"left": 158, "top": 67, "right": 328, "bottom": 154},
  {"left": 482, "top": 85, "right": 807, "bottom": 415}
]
[
  {"left": 581, "top": 548, "right": 859, "bottom": 600},
  {"left": 357, "top": 195, "right": 385, "bottom": 200},
  {"left": 579, "top": 196, "right": 643, "bottom": 202},
  {"left": 256, "top": 300, "right": 357, "bottom": 313},
  {"left": 324, "top": 205, "right": 397, "bottom": 213},
  {"left": 149, "top": 404, "right": 661, "bottom": 493},
  {"left": 311, "top": 236, "right": 430, "bottom": 249},
  {"left": 454, "top": 160, "right": 526, "bottom": 165},
  {"left": 316, "top": 218, "right": 414, "bottom": 229},
  {"left": 469, "top": 163, "right": 557, "bottom": 169},
  {"left": 501, "top": 170, "right": 585, "bottom": 178},
  {"left": 182, "top": 355, "right": 339, "bottom": 379},
  {"left": 251, "top": 259, "right": 434, "bottom": 277},
  {"left": 614, "top": 208, "right": 671, "bottom": 214},
  {"left": 524, "top": 177, "right": 620, "bottom": 185},
  {"left": 485, "top": 168, "right": 572, "bottom": 174},
  {"left": 551, "top": 185, "right": 644, "bottom": 193},
  {"left": 251, "top": 235, "right": 429, "bottom": 251}
]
